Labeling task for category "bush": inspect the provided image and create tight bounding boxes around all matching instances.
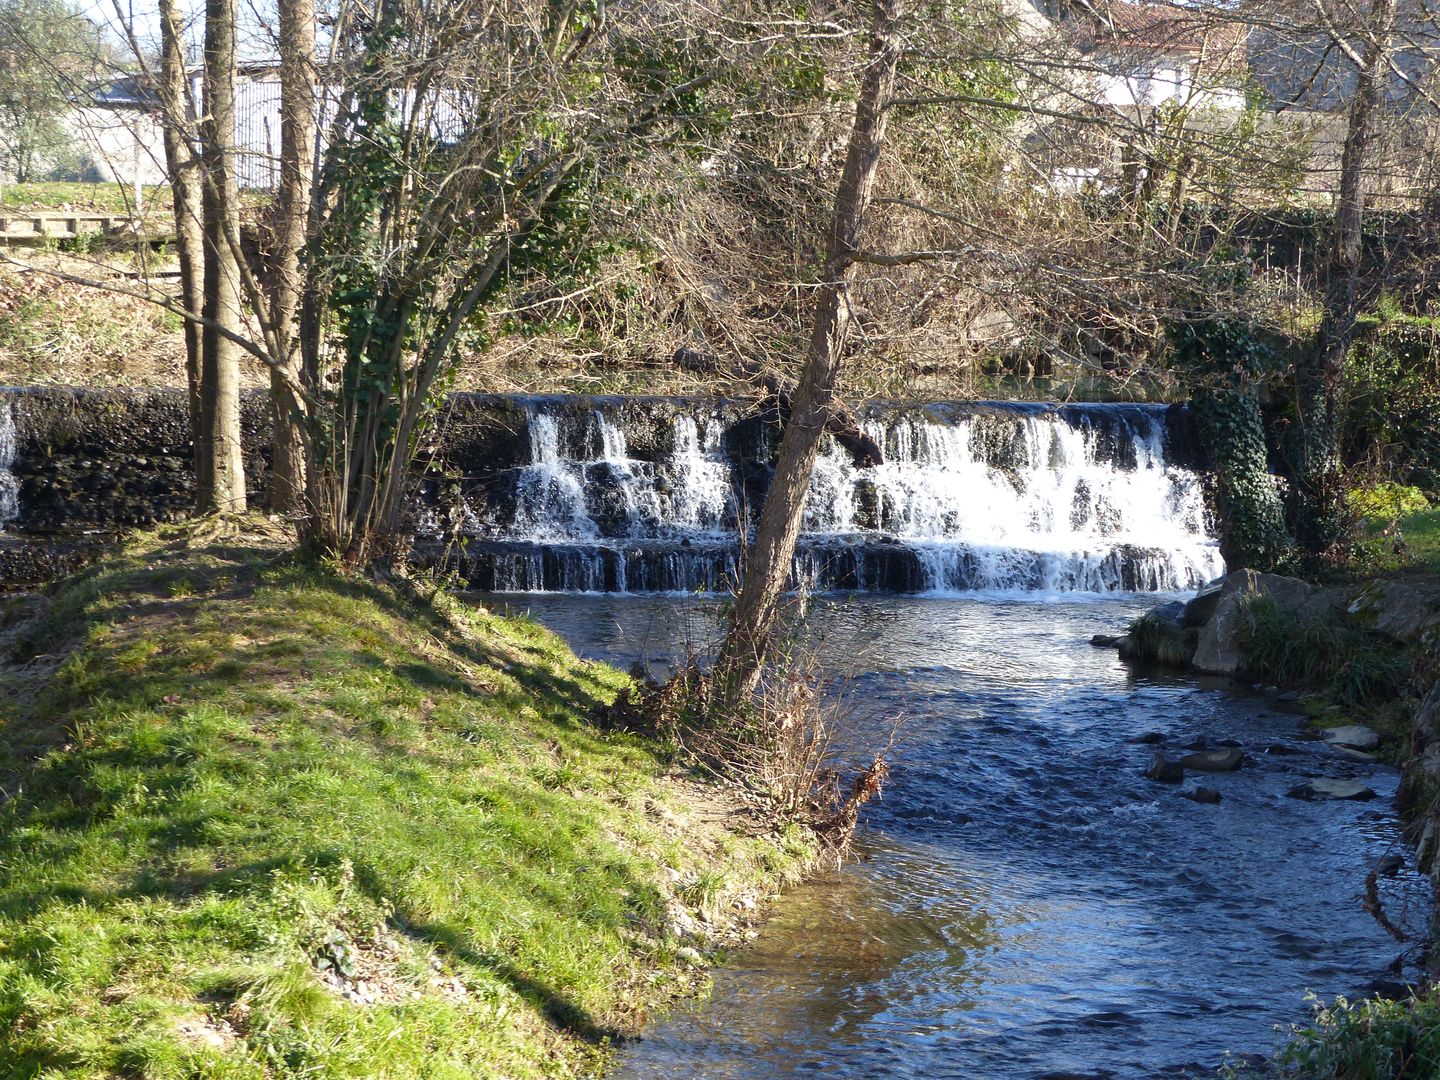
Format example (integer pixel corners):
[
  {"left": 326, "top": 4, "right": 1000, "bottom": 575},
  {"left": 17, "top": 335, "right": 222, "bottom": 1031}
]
[
  {"left": 1124, "top": 613, "right": 1195, "bottom": 667},
  {"left": 1276, "top": 992, "right": 1440, "bottom": 1079}
]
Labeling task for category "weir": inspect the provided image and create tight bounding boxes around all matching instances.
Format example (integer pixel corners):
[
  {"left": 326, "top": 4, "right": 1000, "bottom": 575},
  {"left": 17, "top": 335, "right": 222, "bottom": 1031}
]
[
  {"left": 0, "top": 389, "right": 1226, "bottom": 593},
  {"left": 0, "top": 398, "right": 18, "bottom": 530},
  {"left": 440, "top": 397, "right": 1225, "bottom": 593}
]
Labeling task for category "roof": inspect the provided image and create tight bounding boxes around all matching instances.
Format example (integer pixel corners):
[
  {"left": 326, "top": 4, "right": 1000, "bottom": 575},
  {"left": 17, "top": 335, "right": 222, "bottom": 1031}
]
[{"left": 1070, "top": 0, "right": 1250, "bottom": 62}]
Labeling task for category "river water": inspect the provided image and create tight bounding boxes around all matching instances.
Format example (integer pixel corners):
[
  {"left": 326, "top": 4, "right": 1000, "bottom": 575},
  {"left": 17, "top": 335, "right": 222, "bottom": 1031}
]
[{"left": 501, "top": 592, "right": 1429, "bottom": 1080}]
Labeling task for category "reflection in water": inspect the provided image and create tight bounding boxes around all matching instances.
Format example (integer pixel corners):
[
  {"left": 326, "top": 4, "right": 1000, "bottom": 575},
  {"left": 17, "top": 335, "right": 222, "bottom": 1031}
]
[{"left": 490, "top": 593, "right": 1430, "bottom": 1080}]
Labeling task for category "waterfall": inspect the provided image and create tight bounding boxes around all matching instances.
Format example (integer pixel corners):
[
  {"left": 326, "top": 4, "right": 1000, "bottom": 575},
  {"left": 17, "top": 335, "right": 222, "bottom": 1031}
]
[
  {"left": 0, "top": 399, "right": 18, "bottom": 530},
  {"left": 453, "top": 399, "right": 1225, "bottom": 595}
]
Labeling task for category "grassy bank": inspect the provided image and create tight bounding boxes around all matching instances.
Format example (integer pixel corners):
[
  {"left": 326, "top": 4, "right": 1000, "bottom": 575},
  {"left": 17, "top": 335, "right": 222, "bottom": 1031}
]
[{"left": 0, "top": 523, "right": 814, "bottom": 1078}]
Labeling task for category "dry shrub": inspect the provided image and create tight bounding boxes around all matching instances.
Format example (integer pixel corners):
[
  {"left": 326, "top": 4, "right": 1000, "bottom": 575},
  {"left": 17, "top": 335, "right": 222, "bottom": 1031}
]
[{"left": 600, "top": 619, "right": 894, "bottom": 851}]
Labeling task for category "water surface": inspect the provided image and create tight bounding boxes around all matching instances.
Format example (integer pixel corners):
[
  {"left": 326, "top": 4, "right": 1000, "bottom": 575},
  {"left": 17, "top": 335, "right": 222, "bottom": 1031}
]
[{"left": 501, "top": 592, "right": 1426, "bottom": 1080}]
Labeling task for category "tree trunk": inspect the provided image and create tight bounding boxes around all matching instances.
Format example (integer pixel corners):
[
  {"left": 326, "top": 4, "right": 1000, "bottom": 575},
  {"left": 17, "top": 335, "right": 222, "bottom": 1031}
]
[
  {"left": 267, "top": 0, "right": 316, "bottom": 515},
  {"left": 716, "top": 0, "right": 902, "bottom": 696},
  {"left": 157, "top": 0, "right": 205, "bottom": 459},
  {"left": 1293, "top": 0, "right": 1396, "bottom": 551},
  {"left": 197, "top": 0, "right": 247, "bottom": 513}
]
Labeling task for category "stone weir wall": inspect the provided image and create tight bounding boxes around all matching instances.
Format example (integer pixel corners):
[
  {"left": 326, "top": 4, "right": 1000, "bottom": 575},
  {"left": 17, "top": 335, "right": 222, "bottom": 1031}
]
[
  {"left": 0, "top": 388, "right": 1216, "bottom": 593},
  {"left": 3, "top": 388, "right": 274, "bottom": 533}
]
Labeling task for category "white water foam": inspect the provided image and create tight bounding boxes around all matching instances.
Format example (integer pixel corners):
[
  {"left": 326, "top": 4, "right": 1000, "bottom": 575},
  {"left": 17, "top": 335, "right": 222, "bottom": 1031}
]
[
  {"left": 488, "top": 403, "right": 1224, "bottom": 594},
  {"left": 800, "top": 412, "right": 1222, "bottom": 591},
  {"left": 0, "top": 399, "right": 18, "bottom": 530}
]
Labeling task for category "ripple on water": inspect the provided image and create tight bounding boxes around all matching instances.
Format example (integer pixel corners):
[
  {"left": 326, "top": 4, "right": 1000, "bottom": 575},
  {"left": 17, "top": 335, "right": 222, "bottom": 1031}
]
[{"left": 498, "top": 593, "right": 1430, "bottom": 1080}]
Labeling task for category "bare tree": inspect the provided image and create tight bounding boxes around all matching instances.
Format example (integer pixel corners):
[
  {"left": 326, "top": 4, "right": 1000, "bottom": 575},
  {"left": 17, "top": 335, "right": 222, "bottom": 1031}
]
[
  {"left": 197, "top": 0, "right": 247, "bottom": 512},
  {"left": 156, "top": 0, "right": 205, "bottom": 450},
  {"left": 717, "top": 0, "right": 904, "bottom": 696},
  {"left": 1293, "top": 0, "right": 1400, "bottom": 551},
  {"left": 266, "top": 0, "right": 315, "bottom": 514}
]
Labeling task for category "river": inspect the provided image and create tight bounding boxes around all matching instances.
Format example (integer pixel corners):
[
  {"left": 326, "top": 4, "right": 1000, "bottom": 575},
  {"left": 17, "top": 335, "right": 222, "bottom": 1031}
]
[{"left": 498, "top": 591, "right": 1427, "bottom": 1080}]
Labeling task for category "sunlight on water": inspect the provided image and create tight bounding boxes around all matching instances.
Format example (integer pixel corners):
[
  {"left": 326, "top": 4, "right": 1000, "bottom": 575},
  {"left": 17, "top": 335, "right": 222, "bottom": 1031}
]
[{"left": 501, "top": 594, "right": 1429, "bottom": 1080}]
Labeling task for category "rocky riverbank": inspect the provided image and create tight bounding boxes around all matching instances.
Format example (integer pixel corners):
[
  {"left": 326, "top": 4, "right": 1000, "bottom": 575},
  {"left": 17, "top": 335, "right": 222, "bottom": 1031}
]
[{"left": 1103, "top": 567, "right": 1440, "bottom": 942}]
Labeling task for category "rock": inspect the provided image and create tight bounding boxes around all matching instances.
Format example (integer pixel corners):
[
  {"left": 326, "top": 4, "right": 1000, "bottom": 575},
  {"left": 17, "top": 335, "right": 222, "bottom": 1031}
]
[
  {"left": 1182, "top": 577, "right": 1230, "bottom": 628},
  {"left": 1348, "top": 578, "right": 1440, "bottom": 644},
  {"left": 1144, "top": 752, "right": 1184, "bottom": 784},
  {"left": 1331, "top": 746, "right": 1378, "bottom": 763},
  {"left": 1186, "top": 786, "right": 1222, "bottom": 804},
  {"left": 1323, "top": 724, "right": 1381, "bottom": 752},
  {"left": 676, "top": 946, "right": 703, "bottom": 966},
  {"left": 1264, "top": 743, "right": 1300, "bottom": 755},
  {"left": 1375, "top": 854, "right": 1405, "bottom": 877},
  {"left": 1191, "top": 570, "right": 1317, "bottom": 675},
  {"left": 1128, "top": 731, "right": 1166, "bottom": 745},
  {"left": 1286, "top": 779, "right": 1377, "bottom": 801},
  {"left": 1090, "top": 634, "right": 1119, "bottom": 648},
  {"left": 1179, "top": 747, "right": 1244, "bottom": 772},
  {"left": 1145, "top": 600, "right": 1187, "bottom": 623}
]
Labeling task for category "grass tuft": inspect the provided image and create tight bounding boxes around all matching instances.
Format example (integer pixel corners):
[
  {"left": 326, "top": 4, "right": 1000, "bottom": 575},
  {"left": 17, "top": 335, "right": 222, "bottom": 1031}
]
[{"left": 1238, "top": 596, "right": 1409, "bottom": 709}]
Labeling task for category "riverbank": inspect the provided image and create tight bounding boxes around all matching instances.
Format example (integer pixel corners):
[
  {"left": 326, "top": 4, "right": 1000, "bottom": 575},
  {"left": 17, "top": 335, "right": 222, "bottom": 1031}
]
[
  {"left": 1103, "top": 508, "right": 1440, "bottom": 1076},
  {"left": 0, "top": 522, "right": 816, "bottom": 1077}
]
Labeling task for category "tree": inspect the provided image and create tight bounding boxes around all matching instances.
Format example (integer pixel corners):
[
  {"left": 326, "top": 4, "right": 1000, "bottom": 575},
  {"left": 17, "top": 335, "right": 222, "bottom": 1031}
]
[
  {"left": 154, "top": 0, "right": 205, "bottom": 453},
  {"left": 716, "top": 0, "right": 904, "bottom": 696},
  {"left": 196, "top": 0, "right": 247, "bottom": 512},
  {"left": 1292, "top": 0, "right": 1400, "bottom": 553},
  {"left": 265, "top": 0, "right": 315, "bottom": 515},
  {"left": 0, "top": 0, "right": 99, "bottom": 182},
  {"left": 1171, "top": 312, "right": 1292, "bottom": 571}
]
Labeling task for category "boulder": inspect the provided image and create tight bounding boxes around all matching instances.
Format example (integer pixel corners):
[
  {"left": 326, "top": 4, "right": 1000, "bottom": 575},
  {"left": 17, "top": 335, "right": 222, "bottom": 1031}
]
[
  {"left": 1347, "top": 579, "right": 1440, "bottom": 644},
  {"left": 1323, "top": 724, "right": 1381, "bottom": 752},
  {"left": 1286, "top": 779, "right": 1377, "bottom": 801},
  {"left": 1330, "top": 746, "right": 1378, "bottom": 763},
  {"left": 1185, "top": 786, "right": 1222, "bottom": 804},
  {"left": 1145, "top": 600, "right": 1188, "bottom": 623},
  {"left": 1191, "top": 570, "right": 1317, "bottom": 675},
  {"left": 1144, "top": 752, "right": 1184, "bottom": 784},
  {"left": 1090, "top": 634, "right": 1119, "bottom": 648},
  {"left": 1128, "top": 731, "right": 1166, "bottom": 745},
  {"left": 1375, "top": 854, "right": 1405, "bottom": 877},
  {"left": 1178, "top": 747, "right": 1244, "bottom": 772}
]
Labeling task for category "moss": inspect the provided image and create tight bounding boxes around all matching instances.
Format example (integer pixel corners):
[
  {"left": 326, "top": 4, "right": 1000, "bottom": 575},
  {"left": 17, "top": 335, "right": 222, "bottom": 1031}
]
[{"left": 0, "top": 523, "right": 813, "bottom": 1078}]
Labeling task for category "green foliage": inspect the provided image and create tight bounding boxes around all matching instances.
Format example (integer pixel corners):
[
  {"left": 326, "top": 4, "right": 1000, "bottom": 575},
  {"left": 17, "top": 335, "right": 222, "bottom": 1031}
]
[
  {"left": 0, "top": 528, "right": 813, "bottom": 1077},
  {"left": 1347, "top": 483, "right": 1431, "bottom": 520},
  {"left": 1170, "top": 314, "right": 1293, "bottom": 571},
  {"left": 1341, "top": 316, "right": 1440, "bottom": 494},
  {"left": 1238, "top": 596, "right": 1408, "bottom": 708},
  {"left": 0, "top": 0, "right": 101, "bottom": 182},
  {"left": 1277, "top": 991, "right": 1440, "bottom": 1079}
]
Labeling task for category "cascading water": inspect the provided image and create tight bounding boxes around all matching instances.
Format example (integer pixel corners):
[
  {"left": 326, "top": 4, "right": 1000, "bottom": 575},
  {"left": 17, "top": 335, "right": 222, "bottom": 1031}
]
[
  {"left": 0, "top": 399, "right": 19, "bottom": 530},
  {"left": 451, "top": 398, "right": 1225, "bottom": 594}
]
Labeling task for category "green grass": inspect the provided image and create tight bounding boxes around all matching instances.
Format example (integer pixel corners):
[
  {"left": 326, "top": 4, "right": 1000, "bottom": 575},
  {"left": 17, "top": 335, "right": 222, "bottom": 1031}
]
[
  {"left": 1238, "top": 596, "right": 1409, "bottom": 710},
  {"left": 0, "top": 181, "right": 171, "bottom": 214},
  {"left": 0, "top": 524, "right": 813, "bottom": 1078}
]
